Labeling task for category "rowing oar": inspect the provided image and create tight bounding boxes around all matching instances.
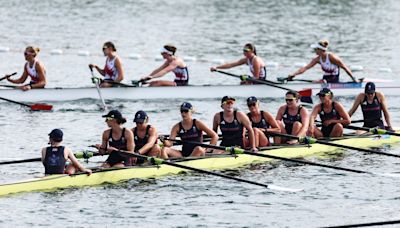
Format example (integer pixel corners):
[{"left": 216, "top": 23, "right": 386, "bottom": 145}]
[
  {"left": 89, "top": 66, "right": 107, "bottom": 111},
  {"left": 131, "top": 78, "right": 150, "bottom": 87},
  {"left": 214, "top": 70, "right": 313, "bottom": 104},
  {"left": 269, "top": 132, "right": 400, "bottom": 158},
  {"left": 0, "top": 72, "right": 17, "bottom": 82},
  {"left": 341, "top": 124, "right": 400, "bottom": 137},
  {"left": 0, "top": 151, "right": 100, "bottom": 165},
  {"left": 165, "top": 139, "right": 374, "bottom": 174},
  {"left": 0, "top": 97, "right": 53, "bottom": 111},
  {"left": 116, "top": 150, "right": 302, "bottom": 192},
  {"left": 277, "top": 77, "right": 315, "bottom": 83}
]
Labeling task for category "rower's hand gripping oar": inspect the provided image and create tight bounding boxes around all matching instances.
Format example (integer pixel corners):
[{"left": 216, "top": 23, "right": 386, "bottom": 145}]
[
  {"left": 0, "top": 72, "right": 17, "bottom": 82},
  {"left": 277, "top": 76, "right": 315, "bottom": 83},
  {"left": 116, "top": 150, "right": 302, "bottom": 192},
  {"left": 0, "top": 151, "right": 100, "bottom": 165},
  {"left": 214, "top": 70, "right": 313, "bottom": 104},
  {"left": 0, "top": 97, "right": 53, "bottom": 111},
  {"left": 89, "top": 65, "right": 107, "bottom": 111}
]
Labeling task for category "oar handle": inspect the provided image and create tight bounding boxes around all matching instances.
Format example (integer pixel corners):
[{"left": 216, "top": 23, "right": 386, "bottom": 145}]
[{"left": 0, "top": 72, "right": 17, "bottom": 81}]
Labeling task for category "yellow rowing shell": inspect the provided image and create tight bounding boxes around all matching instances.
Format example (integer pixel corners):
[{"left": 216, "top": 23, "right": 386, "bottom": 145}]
[{"left": 0, "top": 134, "right": 398, "bottom": 196}]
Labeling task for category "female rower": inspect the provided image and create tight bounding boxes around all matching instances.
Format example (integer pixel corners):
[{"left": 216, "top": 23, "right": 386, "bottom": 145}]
[
  {"left": 41, "top": 129, "right": 91, "bottom": 175},
  {"left": 141, "top": 44, "right": 189, "bottom": 87},
  {"left": 132, "top": 110, "right": 162, "bottom": 162},
  {"left": 348, "top": 82, "right": 393, "bottom": 131},
  {"left": 309, "top": 88, "right": 351, "bottom": 138},
  {"left": 210, "top": 43, "right": 267, "bottom": 83},
  {"left": 89, "top": 41, "right": 124, "bottom": 88},
  {"left": 288, "top": 39, "right": 356, "bottom": 83},
  {"left": 276, "top": 91, "right": 309, "bottom": 144},
  {"left": 162, "top": 102, "right": 218, "bottom": 158},
  {"left": 213, "top": 96, "right": 257, "bottom": 151},
  {"left": 245, "top": 96, "right": 280, "bottom": 147},
  {"left": 7, "top": 46, "right": 46, "bottom": 91},
  {"left": 96, "top": 110, "right": 134, "bottom": 167}
]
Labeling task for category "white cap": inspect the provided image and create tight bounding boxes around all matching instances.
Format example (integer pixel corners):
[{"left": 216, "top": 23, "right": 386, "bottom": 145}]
[
  {"left": 160, "top": 47, "right": 174, "bottom": 55},
  {"left": 310, "top": 43, "right": 327, "bottom": 51}
]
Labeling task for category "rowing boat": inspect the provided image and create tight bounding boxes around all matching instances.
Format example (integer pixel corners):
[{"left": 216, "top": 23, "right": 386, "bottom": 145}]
[
  {"left": 0, "top": 81, "right": 399, "bottom": 102},
  {"left": 0, "top": 133, "right": 398, "bottom": 196}
]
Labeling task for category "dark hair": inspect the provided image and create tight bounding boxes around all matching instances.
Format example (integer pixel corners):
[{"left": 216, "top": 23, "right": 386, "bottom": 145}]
[
  {"left": 103, "top": 41, "right": 116, "bottom": 51},
  {"left": 116, "top": 118, "right": 126, "bottom": 124},
  {"left": 286, "top": 90, "right": 299, "bottom": 98},
  {"left": 318, "top": 39, "right": 329, "bottom": 48},
  {"left": 244, "top": 43, "right": 257, "bottom": 55},
  {"left": 164, "top": 44, "right": 177, "bottom": 55}
]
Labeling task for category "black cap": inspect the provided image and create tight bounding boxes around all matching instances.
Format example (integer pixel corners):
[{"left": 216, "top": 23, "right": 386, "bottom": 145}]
[
  {"left": 317, "top": 88, "right": 333, "bottom": 96},
  {"left": 134, "top": 110, "right": 148, "bottom": 123},
  {"left": 246, "top": 96, "right": 258, "bottom": 105},
  {"left": 180, "top": 102, "right": 193, "bottom": 111},
  {"left": 221, "top": 96, "right": 236, "bottom": 104},
  {"left": 102, "top": 110, "right": 123, "bottom": 120},
  {"left": 49, "top": 129, "right": 63, "bottom": 141},
  {"left": 365, "top": 82, "right": 376, "bottom": 93}
]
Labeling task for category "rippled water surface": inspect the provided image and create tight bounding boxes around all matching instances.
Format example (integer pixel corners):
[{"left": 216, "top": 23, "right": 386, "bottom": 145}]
[{"left": 0, "top": 0, "right": 400, "bottom": 227}]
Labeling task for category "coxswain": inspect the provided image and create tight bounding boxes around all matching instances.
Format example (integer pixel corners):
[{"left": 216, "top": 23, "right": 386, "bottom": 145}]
[
  {"left": 41, "top": 129, "right": 91, "bottom": 175},
  {"left": 213, "top": 96, "right": 257, "bottom": 151},
  {"left": 7, "top": 46, "right": 46, "bottom": 91},
  {"left": 132, "top": 110, "right": 162, "bottom": 163},
  {"left": 96, "top": 110, "right": 134, "bottom": 167},
  {"left": 141, "top": 44, "right": 189, "bottom": 87},
  {"left": 162, "top": 102, "right": 218, "bottom": 158},
  {"left": 276, "top": 91, "right": 309, "bottom": 144},
  {"left": 288, "top": 39, "right": 356, "bottom": 83},
  {"left": 309, "top": 88, "right": 351, "bottom": 138},
  {"left": 348, "top": 82, "right": 393, "bottom": 131},
  {"left": 210, "top": 43, "right": 267, "bottom": 84},
  {"left": 89, "top": 41, "right": 124, "bottom": 88},
  {"left": 245, "top": 96, "right": 280, "bottom": 147}
]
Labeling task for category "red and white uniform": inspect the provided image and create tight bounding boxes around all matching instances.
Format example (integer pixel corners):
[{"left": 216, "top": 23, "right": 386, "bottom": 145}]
[
  {"left": 104, "top": 57, "right": 119, "bottom": 81},
  {"left": 25, "top": 60, "right": 41, "bottom": 84},
  {"left": 247, "top": 56, "right": 266, "bottom": 80},
  {"left": 173, "top": 66, "right": 189, "bottom": 86},
  {"left": 320, "top": 53, "right": 339, "bottom": 76}
]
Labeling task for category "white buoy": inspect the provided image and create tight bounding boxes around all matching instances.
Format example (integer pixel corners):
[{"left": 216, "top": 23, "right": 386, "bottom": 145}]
[
  {"left": 294, "top": 62, "right": 306, "bottom": 68},
  {"left": 77, "top": 50, "right": 90, "bottom": 56},
  {"left": 211, "top": 59, "right": 225, "bottom": 64},
  {"left": 378, "top": 67, "right": 392, "bottom": 73},
  {"left": 183, "top": 56, "right": 197, "bottom": 62},
  {"left": 128, "top": 54, "right": 141, "bottom": 60},
  {"left": 0, "top": 47, "right": 10, "bottom": 52},
  {"left": 50, "top": 49, "right": 63, "bottom": 55},
  {"left": 155, "top": 55, "right": 163, "bottom": 61},
  {"left": 266, "top": 62, "right": 279, "bottom": 68},
  {"left": 350, "top": 65, "right": 364, "bottom": 71}
]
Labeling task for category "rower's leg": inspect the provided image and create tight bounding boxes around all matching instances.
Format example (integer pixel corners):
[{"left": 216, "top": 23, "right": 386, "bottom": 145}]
[
  {"left": 314, "top": 128, "right": 324, "bottom": 138},
  {"left": 149, "top": 80, "right": 177, "bottom": 87},
  {"left": 112, "top": 163, "right": 125, "bottom": 168},
  {"left": 256, "top": 128, "right": 269, "bottom": 147},
  {"left": 148, "top": 144, "right": 161, "bottom": 157},
  {"left": 99, "top": 82, "right": 113, "bottom": 88},
  {"left": 191, "top": 146, "right": 206, "bottom": 157},
  {"left": 163, "top": 147, "right": 183, "bottom": 158},
  {"left": 330, "top": 123, "right": 344, "bottom": 137},
  {"left": 65, "top": 164, "right": 77, "bottom": 175},
  {"left": 275, "top": 121, "right": 286, "bottom": 144},
  {"left": 291, "top": 122, "right": 303, "bottom": 135},
  {"left": 253, "top": 128, "right": 260, "bottom": 147}
]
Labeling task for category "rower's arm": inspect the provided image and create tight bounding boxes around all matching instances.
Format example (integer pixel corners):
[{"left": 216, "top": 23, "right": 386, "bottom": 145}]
[
  {"left": 94, "top": 63, "right": 105, "bottom": 76},
  {"left": 41, "top": 148, "right": 46, "bottom": 163},
  {"left": 66, "top": 148, "right": 91, "bottom": 174},
  {"left": 378, "top": 92, "right": 393, "bottom": 129},
  {"left": 196, "top": 120, "right": 218, "bottom": 145},
  {"left": 164, "top": 124, "right": 179, "bottom": 147},
  {"left": 330, "top": 54, "right": 356, "bottom": 82},
  {"left": 98, "top": 131, "right": 109, "bottom": 154},
  {"left": 147, "top": 61, "right": 170, "bottom": 78},
  {"left": 275, "top": 106, "right": 285, "bottom": 121},
  {"left": 348, "top": 94, "right": 363, "bottom": 117},
  {"left": 264, "top": 111, "right": 280, "bottom": 133},
  {"left": 238, "top": 112, "right": 256, "bottom": 150},
  {"left": 211, "top": 58, "right": 247, "bottom": 70},
  {"left": 114, "top": 57, "right": 124, "bottom": 82},
  {"left": 309, "top": 105, "right": 321, "bottom": 129},
  {"left": 125, "top": 129, "right": 135, "bottom": 153},
  {"left": 7, "top": 66, "right": 28, "bottom": 84},
  {"left": 149, "top": 62, "right": 178, "bottom": 79},
  {"left": 288, "top": 57, "right": 318, "bottom": 78},
  {"left": 212, "top": 113, "right": 220, "bottom": 133},
  {"left": 138, "top": 127, "right": 158, "bottom": 155},
  {"left": 334, "top": 102, "right": 351, "bottom": 125},
  {"left": 298, "top": 107, "right": 310, "bottom": 136}
]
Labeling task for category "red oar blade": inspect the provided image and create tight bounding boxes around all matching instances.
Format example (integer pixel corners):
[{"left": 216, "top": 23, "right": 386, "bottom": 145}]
[
  {"left": 298, "top": 88, "right": 313, "bottom": 104},
  {"left": 30, "top": 103, "right": 53, "bottom": 111}
]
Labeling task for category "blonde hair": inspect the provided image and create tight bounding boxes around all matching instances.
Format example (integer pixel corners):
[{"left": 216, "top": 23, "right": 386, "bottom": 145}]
[
  {"left": 318, "top": 39, "right": 329, "bottom": 48},
  {"left": 26, "top": 46, "right": 40, "bottom": 56}
]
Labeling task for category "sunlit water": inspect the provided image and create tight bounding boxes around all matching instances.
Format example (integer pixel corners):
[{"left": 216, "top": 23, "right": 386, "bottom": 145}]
[{"left": 0, "top": 0, "right": 400, "bottom": 227}]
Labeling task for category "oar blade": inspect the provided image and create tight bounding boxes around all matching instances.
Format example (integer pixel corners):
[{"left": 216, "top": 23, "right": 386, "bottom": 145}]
[
  {"left": 299, "top": 88, "right": 313, "bottom": 104},
  {"left": 30, "top": 103, "right": 53, "bottom": 111}
]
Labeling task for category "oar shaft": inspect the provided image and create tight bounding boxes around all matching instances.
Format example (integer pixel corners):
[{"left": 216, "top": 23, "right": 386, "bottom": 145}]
[
  {"left": 0, "top": 97, "right": 30, "bottom": 107},
  {"left": 343, "top": 124, "right": 400, "bottom": 137},
  {"left": 0, "top": 158, "right": 40, "bottom": 165}
]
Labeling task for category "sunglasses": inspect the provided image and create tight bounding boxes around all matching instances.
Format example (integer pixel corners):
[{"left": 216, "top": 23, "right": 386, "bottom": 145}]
[
  {"left": 24, "top": 51, "right": 34, "bottom": 56},
  {"left": 247, "top": 103, "right": 256, "bottom": 107},
  {"left": 285, "top": 98, "right": 296, "bottom": 102},
  {"left": 366, "top": 92, "right": 374, "bottom": 95},
  {"left": 180, "top": 109, "right": 189, "bottom": 113},
  {"left": 105, "top": 117, "right": 114, "bottom": 121},
  {"left": 223, "top": 100, "right": 235, "bottom": 105},
  {"left": 102, "top": 46, "right": 108, "bottom": 51}
]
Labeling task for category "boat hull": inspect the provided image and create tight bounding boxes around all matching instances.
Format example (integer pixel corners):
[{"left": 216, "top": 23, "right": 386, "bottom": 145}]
[
  {"left": 0, "top": 134, "right": 398, "bottom": 196},
  {"left": 1, "top": 82, "right": 400, "bottom": 102}
]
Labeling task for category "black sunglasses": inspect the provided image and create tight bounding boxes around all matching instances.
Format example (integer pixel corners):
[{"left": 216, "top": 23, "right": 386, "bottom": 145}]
[{"left": 180, "top": 109, "right": 189, "bottom": 113}]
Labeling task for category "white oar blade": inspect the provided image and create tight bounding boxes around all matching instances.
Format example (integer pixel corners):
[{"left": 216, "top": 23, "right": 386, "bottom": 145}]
[{"left": 267, "top": 184, "right": 303, "bottom": 192}]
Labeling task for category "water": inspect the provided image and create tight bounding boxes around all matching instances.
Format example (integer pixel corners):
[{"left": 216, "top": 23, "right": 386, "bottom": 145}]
[{"left": 0, "top": 0, "right": 400, "bottom": 227}]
